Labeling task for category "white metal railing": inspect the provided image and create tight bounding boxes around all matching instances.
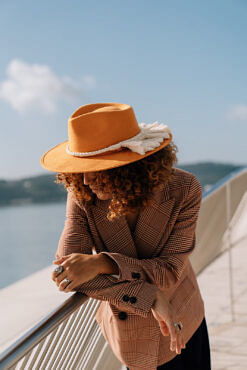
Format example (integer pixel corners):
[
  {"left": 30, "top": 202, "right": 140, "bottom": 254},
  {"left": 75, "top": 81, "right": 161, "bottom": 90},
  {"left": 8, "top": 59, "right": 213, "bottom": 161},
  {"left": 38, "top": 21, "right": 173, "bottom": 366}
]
[
  {"left": 191, "top": 166, "right": 247, "bottom": 274},
  {"left": 191, "top": 165, "right": 247, "bottom": 323},
  {"left": 0, "top": 293, "right": 121, "bottom": 370}
]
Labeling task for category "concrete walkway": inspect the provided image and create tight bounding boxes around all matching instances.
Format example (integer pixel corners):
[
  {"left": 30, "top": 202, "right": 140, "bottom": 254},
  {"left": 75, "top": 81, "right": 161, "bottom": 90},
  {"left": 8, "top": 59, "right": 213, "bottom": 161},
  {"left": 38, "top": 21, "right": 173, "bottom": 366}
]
[{"left": 197, "top": 235, "right": 247, "bottom": 370}]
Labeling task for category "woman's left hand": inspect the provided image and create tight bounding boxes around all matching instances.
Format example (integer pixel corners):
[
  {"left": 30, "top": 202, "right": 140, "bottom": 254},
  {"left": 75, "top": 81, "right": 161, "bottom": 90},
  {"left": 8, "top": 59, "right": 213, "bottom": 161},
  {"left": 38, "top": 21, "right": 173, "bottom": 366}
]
[{"left": 52, "top": 253, "right": 101, "bottom": 292}]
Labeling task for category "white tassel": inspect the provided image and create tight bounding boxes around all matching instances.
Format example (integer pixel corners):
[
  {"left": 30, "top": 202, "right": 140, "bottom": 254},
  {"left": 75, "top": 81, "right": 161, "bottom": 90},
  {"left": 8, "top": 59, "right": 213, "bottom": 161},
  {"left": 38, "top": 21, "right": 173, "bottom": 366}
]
[{"left": 66, "top": 122, "right": 171, "bottom": 157}]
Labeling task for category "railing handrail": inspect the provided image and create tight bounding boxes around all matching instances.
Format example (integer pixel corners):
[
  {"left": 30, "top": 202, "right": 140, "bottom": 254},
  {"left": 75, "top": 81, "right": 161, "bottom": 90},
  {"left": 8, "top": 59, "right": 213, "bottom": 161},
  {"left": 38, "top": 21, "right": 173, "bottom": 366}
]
[
  {"left": 201, "top": 165, "right": 247, "bottom": 198},
  {"left": 0, "top": 292, "right": 89, "bottom": 369}
]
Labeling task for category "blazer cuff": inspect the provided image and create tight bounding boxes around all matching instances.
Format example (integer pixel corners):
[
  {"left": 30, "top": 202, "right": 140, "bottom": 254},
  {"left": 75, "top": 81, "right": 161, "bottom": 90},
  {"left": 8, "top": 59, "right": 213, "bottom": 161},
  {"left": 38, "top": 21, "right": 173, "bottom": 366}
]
[
  {"left": 114, "top": 280, "right": 159, "bottom": 316},
  {"left": 76, "top": 277, "right": 159, "bottom": 317},
  {"left": 100, "top": 251, "right": 145, "bottom": 281}
]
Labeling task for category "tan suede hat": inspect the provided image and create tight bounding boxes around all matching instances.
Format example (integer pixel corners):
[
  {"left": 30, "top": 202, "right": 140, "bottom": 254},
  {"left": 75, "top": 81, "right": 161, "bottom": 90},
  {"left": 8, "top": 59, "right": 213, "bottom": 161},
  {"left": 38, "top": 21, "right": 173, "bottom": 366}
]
[{"left": 40, "top": 103, "right": 173, "bottom": 173}]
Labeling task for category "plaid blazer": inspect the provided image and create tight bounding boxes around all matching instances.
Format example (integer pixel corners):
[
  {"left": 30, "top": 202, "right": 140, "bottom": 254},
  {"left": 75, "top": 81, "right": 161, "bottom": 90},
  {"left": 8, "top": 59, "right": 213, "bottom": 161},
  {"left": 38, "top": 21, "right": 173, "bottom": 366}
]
[{"left": 57, "top": 167, "right": 205, "bottom": 370}]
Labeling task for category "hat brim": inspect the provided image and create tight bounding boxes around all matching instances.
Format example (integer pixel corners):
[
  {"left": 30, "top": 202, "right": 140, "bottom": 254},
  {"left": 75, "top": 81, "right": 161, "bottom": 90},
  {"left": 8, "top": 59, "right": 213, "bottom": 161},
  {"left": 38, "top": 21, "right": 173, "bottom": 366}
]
[{"left": 40, "top": 133, "right": 173, "bottom": 173}]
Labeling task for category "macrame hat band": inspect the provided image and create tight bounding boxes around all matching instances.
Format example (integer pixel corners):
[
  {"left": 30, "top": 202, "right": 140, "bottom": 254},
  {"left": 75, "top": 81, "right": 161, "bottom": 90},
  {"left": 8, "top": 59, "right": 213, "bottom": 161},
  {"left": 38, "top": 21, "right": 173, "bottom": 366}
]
[{"left": 40, "top": 103, "right": 173, "bottom": 173}]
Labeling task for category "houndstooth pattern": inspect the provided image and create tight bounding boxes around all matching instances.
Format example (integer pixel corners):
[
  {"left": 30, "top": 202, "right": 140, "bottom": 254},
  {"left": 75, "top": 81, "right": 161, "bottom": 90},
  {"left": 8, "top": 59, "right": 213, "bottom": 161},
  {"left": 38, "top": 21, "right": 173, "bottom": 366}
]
[{"left": 56, "top": 167, "right": 205, "bottom": 369}]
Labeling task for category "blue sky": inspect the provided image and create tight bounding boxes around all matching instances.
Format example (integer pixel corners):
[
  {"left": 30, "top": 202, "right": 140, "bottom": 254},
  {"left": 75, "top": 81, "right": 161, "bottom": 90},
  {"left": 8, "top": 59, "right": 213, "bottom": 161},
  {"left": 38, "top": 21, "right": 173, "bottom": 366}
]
[{"left": 0, "top": 0, "right": 246, "bottom": 179}]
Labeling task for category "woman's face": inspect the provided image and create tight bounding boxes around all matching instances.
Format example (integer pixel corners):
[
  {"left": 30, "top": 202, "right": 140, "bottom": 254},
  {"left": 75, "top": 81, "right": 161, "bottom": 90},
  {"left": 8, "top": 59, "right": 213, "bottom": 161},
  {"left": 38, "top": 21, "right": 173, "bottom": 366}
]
[{"left": 83, "top": 172, "right": 112, "bottom": 200}]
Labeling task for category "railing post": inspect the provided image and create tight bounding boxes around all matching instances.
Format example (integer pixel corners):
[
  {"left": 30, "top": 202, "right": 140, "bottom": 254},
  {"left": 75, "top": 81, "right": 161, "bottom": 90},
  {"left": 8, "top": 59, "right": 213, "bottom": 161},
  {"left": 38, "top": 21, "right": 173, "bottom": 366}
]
[{"left": 226, "top": 180, "right": 235, "bottom": 322}]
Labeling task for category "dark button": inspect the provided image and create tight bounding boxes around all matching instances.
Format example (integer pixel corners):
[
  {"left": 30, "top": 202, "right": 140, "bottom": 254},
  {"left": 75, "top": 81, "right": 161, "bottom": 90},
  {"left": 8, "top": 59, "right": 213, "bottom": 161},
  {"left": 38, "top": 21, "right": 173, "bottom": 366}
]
[
  {"left": 118, "top": 311, "right": 127, "bottom": 320},
  {"left": 130, "top": 296, "right": 137, "bottom": 304},
  {"left": 131, "top": 272, "right": 141, "bottom": 279},
  {"left": 122, "top": 294, "right": 130, "bottom": 302}
]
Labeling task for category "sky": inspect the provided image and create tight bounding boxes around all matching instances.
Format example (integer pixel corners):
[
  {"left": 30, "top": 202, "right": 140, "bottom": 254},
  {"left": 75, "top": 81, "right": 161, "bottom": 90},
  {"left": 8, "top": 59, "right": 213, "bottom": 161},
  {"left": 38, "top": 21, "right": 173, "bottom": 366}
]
[{"left": 0, "top": 0, "right": 246, "bottom": 179}]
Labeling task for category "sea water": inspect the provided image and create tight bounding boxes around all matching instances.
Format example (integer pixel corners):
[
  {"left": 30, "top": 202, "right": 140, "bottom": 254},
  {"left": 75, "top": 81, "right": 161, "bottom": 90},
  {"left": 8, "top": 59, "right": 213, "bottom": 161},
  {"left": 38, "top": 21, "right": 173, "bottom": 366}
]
[{"left": 0, "top": 201, "right": 66, "bottom": 289}]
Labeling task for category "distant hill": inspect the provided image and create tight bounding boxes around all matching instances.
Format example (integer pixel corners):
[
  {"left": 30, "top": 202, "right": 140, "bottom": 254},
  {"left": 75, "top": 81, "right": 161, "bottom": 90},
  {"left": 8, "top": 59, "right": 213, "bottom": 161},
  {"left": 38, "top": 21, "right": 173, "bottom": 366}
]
[
  {"left": 0, "top": 174, "right": 66, "bottom": 206},
  {"left": 178, "top": 161, "right": 245, "bottom": 191},
  {"left": 0, "top": 162, "right": 245, "bottom": 207}
]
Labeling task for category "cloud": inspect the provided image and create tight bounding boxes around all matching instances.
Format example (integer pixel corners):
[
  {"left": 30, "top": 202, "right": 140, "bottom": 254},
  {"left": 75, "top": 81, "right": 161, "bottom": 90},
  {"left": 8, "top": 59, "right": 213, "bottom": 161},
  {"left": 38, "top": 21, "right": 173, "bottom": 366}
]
[
  {"left": 81, "top": 75, "right": 97, "bottom": 89},
  {"left": 0, "top": 59, "right": 96, "bottom": 114},
  {"left": 226, "top": 104, "right": 247, "bottom": 121}
]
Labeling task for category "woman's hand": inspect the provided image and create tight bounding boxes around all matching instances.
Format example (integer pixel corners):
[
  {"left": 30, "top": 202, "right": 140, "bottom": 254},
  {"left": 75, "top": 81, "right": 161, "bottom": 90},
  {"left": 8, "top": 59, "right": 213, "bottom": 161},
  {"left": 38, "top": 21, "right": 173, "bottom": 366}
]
[
  {"left": 52, "top": 253, "right": 102, "bottom": 292},
  {"left": 151, "top": 289, "right": 186, "bottom": 355}
]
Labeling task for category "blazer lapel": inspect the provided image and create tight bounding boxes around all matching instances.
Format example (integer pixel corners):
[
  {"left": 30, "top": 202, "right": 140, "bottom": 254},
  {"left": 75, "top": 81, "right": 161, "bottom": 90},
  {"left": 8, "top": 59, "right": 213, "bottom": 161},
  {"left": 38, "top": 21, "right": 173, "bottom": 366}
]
[
  {"left": 90, "top": 197, "right": 138, "bottom": 258},
  {"left": 134, "top": 182, "right": 176, "bottom": 258},
  {"left": 90, "top": 181, "right": 175, "bottom": 259}
]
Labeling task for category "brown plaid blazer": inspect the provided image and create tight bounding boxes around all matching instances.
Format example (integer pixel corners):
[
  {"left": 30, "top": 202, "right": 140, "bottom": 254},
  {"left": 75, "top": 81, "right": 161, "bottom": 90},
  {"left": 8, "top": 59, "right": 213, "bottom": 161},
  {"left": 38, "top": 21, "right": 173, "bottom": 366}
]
[{"left": 57, "top": 167, "right": 205, "bottom": 370}]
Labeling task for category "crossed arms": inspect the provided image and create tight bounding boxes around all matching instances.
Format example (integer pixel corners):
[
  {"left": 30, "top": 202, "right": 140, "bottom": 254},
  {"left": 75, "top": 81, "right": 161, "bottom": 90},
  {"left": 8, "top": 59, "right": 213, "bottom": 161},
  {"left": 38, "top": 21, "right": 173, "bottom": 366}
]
[{"left": 55, "top": 174, "right": 202, "bottom": 318}]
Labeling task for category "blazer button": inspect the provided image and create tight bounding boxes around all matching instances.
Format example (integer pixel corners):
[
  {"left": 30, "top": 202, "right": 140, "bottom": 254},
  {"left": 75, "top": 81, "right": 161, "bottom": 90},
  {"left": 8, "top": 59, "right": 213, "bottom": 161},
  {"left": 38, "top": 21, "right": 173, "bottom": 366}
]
[
  {"left": 130, "top": 296, "right": 137, "bottom": 304},
  {"left": 118, "top": 311, "right": 127, "bottom": 320},
  {"left": 122, "top": 294, "right": 130, "bottom": 302},
  {"left": 131, "top": 272, "right": 141, "bottom": 279}
]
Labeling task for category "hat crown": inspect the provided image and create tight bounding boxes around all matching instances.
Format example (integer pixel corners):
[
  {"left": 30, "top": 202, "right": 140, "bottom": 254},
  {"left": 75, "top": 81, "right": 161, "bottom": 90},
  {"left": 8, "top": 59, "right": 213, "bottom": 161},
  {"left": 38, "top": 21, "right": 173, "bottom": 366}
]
[{"left": 68, "top": 103, "right": 140, "bottom": 153}]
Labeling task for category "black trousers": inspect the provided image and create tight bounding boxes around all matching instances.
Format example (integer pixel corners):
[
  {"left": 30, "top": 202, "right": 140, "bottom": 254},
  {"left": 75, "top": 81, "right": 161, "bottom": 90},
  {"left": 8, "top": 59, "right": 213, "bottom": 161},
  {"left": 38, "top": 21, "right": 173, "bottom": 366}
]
[{"left": 126, "top": 317, "right": 211, "bottom": 370}]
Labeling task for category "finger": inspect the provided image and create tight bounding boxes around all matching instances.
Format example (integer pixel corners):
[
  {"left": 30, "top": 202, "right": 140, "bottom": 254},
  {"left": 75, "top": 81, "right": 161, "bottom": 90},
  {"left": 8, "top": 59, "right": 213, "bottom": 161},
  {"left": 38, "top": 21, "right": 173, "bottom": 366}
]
[
  {"left": 51, "top": 270, "right": 58, "bottom": 281},
  {"left": 170, "top": 335, "right": 177, "bottom": 352},
  {"left": 181, "top": 333, "right": 186, "bottom": 349},
  {"left": 166, "top": 317, "right": 179, "bottom": 352},
  {"left": 151, "top": 310, "right": 169, "bottom": 336},
  {"left": 55, "top": 271, "right": 68, "bottom": 285},
  {"left": 53, "top": 256, "right": 69, "bottom": 264},
  {"left": 160, "top": 321, "right": 169, "bottom": 336},
  {"left": 60, "top": 259, "right": 71, "bottom": 269},
  {"left": 58, "top": 279, "right": 71, "bottom": 291},
  {"left": 151, "top": 309, "right": 170, "bottom": 337},
  {"left": 152, "top": 309, "right": 163, "bottom": 322},
  {"left": 151, "top": 308, "right": 165, "bottom": 325},
  {"left": 64, "top": 281, "right": 75, "bottom": 292},
  {"left": 164, "top": 326, "right": 169, "bottom": 336},
  {"left": 176, "top": 331, "right": 182, "bottom": 355},
  {"left": 51, "top": 268, "right": 65, "bottom": 281},
  {"left": 167, "top": 322, "right": 177, "bottom": 352},
  {"left": 157, "top": 321, "right": 167, "bottom": 336},
  {"left": 53, "top": 257, "right": 65, "bottom": 264}
]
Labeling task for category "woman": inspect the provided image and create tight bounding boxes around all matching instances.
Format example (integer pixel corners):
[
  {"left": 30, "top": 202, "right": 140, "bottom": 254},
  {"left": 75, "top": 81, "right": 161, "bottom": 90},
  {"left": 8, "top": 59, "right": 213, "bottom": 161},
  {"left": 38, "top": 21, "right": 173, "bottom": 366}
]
[{"left": 41, "top": 103, "right": 211, "bottom": 370}]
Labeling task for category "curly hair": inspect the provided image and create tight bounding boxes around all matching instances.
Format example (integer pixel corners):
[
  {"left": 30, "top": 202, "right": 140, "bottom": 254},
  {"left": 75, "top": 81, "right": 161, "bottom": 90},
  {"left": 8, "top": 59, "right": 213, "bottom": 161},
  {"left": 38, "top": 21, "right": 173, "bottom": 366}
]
[{"left": 55, "top": 141, "right": 178, "bottom": 220}]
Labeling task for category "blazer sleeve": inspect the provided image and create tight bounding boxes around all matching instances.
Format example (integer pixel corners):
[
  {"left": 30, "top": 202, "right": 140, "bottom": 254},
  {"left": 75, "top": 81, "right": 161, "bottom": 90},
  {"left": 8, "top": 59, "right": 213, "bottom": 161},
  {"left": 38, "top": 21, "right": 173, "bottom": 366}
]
[
  {"left": 100, "top": 174, "right": 202, "bottom": 290},
  {"left": 56, "top": 190, "right": 159, "bottom": 318}
]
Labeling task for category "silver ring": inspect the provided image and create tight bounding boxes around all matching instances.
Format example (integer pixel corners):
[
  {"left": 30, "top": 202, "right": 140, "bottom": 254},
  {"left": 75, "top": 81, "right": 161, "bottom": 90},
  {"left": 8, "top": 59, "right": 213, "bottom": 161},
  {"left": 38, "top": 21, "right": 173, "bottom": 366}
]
[
  {"left": 63, "top": 278, "right": 71, "bottom": 285},
  {"left": 54, "top": 265, "right": 64, "bottom": 275},
  {"left": 174, "top": 322, "right": 183, "bottom": 331}
]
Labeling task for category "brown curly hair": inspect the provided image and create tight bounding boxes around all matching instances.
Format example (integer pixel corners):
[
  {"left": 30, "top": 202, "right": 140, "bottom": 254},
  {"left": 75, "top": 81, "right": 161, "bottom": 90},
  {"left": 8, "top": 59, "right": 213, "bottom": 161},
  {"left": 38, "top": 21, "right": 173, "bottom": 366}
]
[{"left": 55, "top": 141, "right": 178, "bottom": 220}]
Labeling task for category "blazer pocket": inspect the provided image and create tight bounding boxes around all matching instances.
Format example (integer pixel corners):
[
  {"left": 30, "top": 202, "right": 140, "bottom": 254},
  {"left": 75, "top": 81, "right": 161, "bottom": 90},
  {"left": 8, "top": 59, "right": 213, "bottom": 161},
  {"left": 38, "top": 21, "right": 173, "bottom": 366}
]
[{"left": 169, "top": 276, "right": 196, "bottom": 315}]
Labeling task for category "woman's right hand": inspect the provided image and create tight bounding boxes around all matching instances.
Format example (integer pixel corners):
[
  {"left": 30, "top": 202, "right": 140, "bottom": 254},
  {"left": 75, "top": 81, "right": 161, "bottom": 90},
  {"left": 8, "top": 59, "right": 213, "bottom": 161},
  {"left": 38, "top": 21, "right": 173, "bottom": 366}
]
[{"left": 151, "top": 289, "right": 186, "bottom": 355}]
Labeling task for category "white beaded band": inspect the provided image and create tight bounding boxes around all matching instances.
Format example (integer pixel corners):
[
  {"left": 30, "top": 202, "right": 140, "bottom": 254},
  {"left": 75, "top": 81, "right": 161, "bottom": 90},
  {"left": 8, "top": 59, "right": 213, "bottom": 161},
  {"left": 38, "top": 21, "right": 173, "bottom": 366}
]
[{"left": 66, "top": 122, "right": 171, "bottom": 157}]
